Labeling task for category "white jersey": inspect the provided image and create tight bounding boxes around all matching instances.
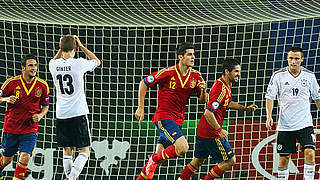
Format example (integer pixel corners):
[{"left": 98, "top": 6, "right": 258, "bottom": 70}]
[
  {"left": 49, "top": 57, "right": 97, "bottom": 119},
  {"left": 265, "top": 66, "right": 320, "bottom": 131}
]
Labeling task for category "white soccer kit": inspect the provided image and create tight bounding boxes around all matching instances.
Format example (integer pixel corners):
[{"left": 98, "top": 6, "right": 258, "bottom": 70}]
[
  {"left": 49, "top": 57, "right": 97, "bottom": 119},
  {"left": 265, "top": 66, "right": 320, "bottom": 131}
]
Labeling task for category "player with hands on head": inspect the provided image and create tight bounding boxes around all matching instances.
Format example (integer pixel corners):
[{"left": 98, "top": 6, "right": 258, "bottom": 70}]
[
  {"left": 265, "top": 47, "right": 320, "bottom": 180},
  {"left": 135, "top": 42, "right": 208, "bottom": 180},
  {"left": 0, "top": 54, "right": 50, "bottom": 180},
  {"left": 179, "top": 58, "right": 258, "bottom": 180},
  {"left": 49, "top": 34, "right": 100, "bottom": 180}
]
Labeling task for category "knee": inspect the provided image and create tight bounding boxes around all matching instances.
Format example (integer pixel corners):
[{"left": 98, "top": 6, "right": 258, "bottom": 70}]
[
  {"left": 228, "top": 156, "right": 236, "bottom": 167},
  {"left": 279, "top": 156, "right": 290, "bottom": 167},
  {"left": 78, "top": 147, "right": 90, "bottom": 157},
  {"left": 176, "top": 143, "right": 189, "bottom": 156},
  {"left": 19, "top": 153, "right": 31, "bottom": 164},
  {"left": 304, "top": 149, "right": 315, "bottom": 162},
  {"left": 63, "top": 147, "right": 74, "bottom": 156}
]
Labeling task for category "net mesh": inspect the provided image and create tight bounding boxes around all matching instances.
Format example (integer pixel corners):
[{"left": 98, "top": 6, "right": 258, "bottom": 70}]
[{"left": 0, "top": 1, "right": 319, "bottom": 180}]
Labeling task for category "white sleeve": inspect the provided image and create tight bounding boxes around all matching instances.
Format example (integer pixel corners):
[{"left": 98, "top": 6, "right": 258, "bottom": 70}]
[
  {"left": 265, "top": 73, "right": 279, "bottom": 100},
  {"left": 78, "top": 57, "right": 98, "bottom": 73},
  {"left": 310, "top": 74, "right": 320, "bottom": 100}
]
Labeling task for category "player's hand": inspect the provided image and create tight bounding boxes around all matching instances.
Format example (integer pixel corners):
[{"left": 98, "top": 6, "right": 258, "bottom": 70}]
[
  {"left": 135, "top": 107, "right": 144, "bottom": 127},
  {"left": 219, "top": 129, "right": 228, "bottom": 139},
  {"left": 197, "top": 81, "right": 206, "bottom": 92},
  {"left": 245, "top": 104, "right": 258, "bottom": 112},
  {"left": 5, "top": 96, "right": 18, "bottom": 104},
  {"left": 266, "top": 117, "right": 273, "bottom": 130},
  {"left": 32, "top": 113, "right": 43, "bottom": 123},
  {"left": 74, "top": 35, "right": 84, "bottom": 49}
]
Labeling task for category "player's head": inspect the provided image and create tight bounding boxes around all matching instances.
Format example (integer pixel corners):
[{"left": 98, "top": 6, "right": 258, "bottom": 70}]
[
  {"left": 222, "top": 58, "right": 241, "bottom": 83},
  {"left": 21, "top": 54, "right": 37, "bottom": 78},
  {"left": 287, "top": 46, "right": 304, "bottom": 72},
  {"left": 177, "top": 42, "right": 195, "bottom": 67},
  {"left": 60, "top": 34, "right": 76, "bottom": 53}
]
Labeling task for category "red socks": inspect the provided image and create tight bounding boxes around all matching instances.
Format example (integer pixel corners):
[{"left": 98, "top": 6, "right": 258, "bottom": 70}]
[
  {"left": 179, "top": 163, "right": 198, "bottom": 180},
  {"left": 203, "top": 165, "right": 224, "bottom": 180},
  {"left": 153, "top": 145, "right": 178, "bottom": 163},
  {"left": 14, "top": 161, "right": 28, "bottom": 180}
]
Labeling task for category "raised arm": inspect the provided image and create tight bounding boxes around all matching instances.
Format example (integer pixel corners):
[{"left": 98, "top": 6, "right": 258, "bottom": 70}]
[
  {"left": 74, "top": 35, "right": 101, "bottom": 67},
  {"left": 135, "top": 80, "right": 148, "bottom": 127},
  {"left": 265, "top": 98, "right": 274, "bottom": 130},
  {"left": 228, "top": 101, "right": 258, "bottom": 112}
]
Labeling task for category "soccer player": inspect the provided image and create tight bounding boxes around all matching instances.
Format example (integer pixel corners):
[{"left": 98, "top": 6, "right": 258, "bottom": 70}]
[
  {"left": 265, "top": 47, "right": 320, "bottom": 180},
  {"left": 178, "top": 58, "right": 258, "bottom": 180},
  {"left": 135, "top": 42, "right": 208, "bottom": 180},
  {"left": 49, "top": 35, "right": 101, "bottom": 180},
  {"left": 0, "top": 54, "right": 49, "bottom": 180}
]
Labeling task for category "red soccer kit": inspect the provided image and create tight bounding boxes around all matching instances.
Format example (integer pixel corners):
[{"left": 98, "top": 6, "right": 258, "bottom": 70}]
[
  {"left": 144, "top": 64, "right": 204, "bottom": 126},
  {"left": 197, "top": 77, "right": 232, "bottom": 138},
  {"left": 0, "top": 75, "right": 50, "bottom": 134}
]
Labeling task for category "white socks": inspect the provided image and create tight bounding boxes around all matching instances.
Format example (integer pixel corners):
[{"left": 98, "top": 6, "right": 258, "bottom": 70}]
[
  {"left": 278, "top": 167, "right": 289, "bottom": 180},
  {"left": 63, "top": 155, "right": 73, "bottom": 178},
  {"left": 304, "top": 162, "right": 315, "bottom": 180},
  {"left": 69, "top": 153, "right": 89, "bottom": 180}
]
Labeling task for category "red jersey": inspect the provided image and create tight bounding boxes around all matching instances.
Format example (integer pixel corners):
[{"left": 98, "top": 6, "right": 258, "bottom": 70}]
[
  {"left": 197, "top": 77, "right": 232, "bottom": 138},
  {"left": 144, "top": 64, "right": 204, "bottom": 126},
  {"left": 0, "top": 75, "right": 50, "bottom": 134}
]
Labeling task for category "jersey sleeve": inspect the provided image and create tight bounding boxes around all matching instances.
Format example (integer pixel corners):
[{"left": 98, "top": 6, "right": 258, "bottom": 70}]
[
  {"left": 206, "top": 81, "right": 224, "bottom": 113},
  {"left": 79, "top": 57, "right": 98, "bottom": 73},
  {"left": 310, "top": 74, "right": 320, "bottom": 100},
  {"left": 265, "top": 73, "right": 279, "bottom": 100},
  {"left": 40, "top": 81, "right": 50, "bottom": 106},
  {"left": 0, "top": 78, "right": 13, "bottom": 97},
  {"left": 143, "top": 68, "right": 170, "bottom": 88}
]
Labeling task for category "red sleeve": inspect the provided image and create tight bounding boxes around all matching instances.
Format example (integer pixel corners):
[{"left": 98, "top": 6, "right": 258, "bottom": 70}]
[
  {"left": 40, "top": 82, "right": 50, "bottom": 106},
  {"left": 0, "top": 79, "right": 13, "bottom": 97},
  {"left": 143, "top": 67, "right": 171, "bottom": 88},
  {"left": 206, "top": 81, "right": 224, "bottom": 113}
]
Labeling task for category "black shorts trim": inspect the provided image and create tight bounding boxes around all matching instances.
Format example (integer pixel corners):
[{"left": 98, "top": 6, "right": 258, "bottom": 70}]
[{"left": 56, "top": 115, "right": 91, "bottom": 148}]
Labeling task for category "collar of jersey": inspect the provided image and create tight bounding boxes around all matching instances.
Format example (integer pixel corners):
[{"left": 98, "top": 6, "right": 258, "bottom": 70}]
[
  {"left": 19, "top": 75, "right": 38, "bottom": 96},
  {"left": 174, "top": 64, "right": 191, "bottom": 88}
]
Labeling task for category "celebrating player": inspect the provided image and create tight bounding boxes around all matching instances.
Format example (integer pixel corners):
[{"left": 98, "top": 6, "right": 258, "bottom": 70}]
[
  {"left": 265, "top": 47, "right": 320, "bottom": 180},
  {"left": 178, "top": 58, "right": 257, "bottom": 180},
  {"left": 0, "top": 54, "right": 49, "bottom": 180},
  {"left": 135, "top": 42, "right": 208, "bottom": 180},
  {"left": 49, "top": 35, "right": 101, "bottom": 180}
]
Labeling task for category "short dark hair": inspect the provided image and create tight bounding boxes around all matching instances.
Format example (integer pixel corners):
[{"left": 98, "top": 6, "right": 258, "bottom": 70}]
[
  {"left": 222, "top": 58, "right": 240, "bottom": 75},
  {"left": 60, "top": 34, "right": 76, "bottom": 52},
  {"left": 176, "top": 42, "right": 194, "bottom": 56},
  {"left": 21, "top": 54, "right": 36, "bottom": 67},
  {"left": 288, "top": 46, "right": 304, "bottom": 58}
]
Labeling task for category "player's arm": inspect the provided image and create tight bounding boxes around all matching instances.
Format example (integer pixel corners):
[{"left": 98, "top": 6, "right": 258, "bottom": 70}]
[
  {"left": 265, "top": 98, "right": 274, "bottom": 130},
  {"left": 204, "top": 109, "right": 228, "bottom": 138},
  {"left": 228, "top": 101, "right": 258, "bottom": 112},
  {"left": 0, "top": 96, "right": 18, "bottom": 104},
  {"left": 135, "top": 80, "right": 148, "bottom": 127},
  {"left": 32, "top": 105, "right": 49, "bottom": 123},
  {"left": 315, "top": 99, "right": 320, "bottom": 110},
  {"left": 53, "top": 48, "right": 63, "bottom": 59},
  {"left": 74, "top": 35, "right": 101, "bottom": 67},
  {"left": 197, "top": 81, "right": 208, "bottom": 103}
]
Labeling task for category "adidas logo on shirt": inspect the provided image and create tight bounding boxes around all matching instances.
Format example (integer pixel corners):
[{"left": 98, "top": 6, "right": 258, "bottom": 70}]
[{"left": 284, "top": 82, "right": 290, "bottom": 85}]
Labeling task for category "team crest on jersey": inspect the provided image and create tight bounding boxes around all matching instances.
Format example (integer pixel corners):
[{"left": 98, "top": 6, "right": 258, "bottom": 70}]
[
  {"left": 190, "top": 79, "right": 197, "bottom": 88},
  {"left": 146, "top": 75, "right": 154, "bottom": 83},
  {"left": 301, "top": 79, "right": 308, "bottom": 87},
  {"left": 35, "top": 88, "right": 42, "bottom": 97},
  {"left": 212, "top": 101, "right": 219, "bottom": 109}
]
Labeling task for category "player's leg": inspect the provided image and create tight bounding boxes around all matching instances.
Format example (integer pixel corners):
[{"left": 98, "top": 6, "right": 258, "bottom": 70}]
[
  {"left": 13, "top": 132, "right": 37, "bottom": 180},
  {"left": 277, "top": 130, "right": 296, "bottom": 180},
  {"left": 0, "top": 132, "right": 18, "bottom": 179},
  {"left": 63, "top": 147, "right": 74, "bottom": 179},
  {"left": 179, "top": 135, "right": 209, "bottom": 180},
  {"left": 202, "top": 138, "right": 235, "bottom": 180},
  {"left": 68, "top": 115, "right": 91, "bottom": 180},
  {"left": 298, "top": 126, "right": 316, "bottom": 180}
]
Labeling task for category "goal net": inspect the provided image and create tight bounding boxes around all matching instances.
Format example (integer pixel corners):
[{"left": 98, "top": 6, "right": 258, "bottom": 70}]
[{"left": 0, "top": 1, "right": 319, "bottom": 180}]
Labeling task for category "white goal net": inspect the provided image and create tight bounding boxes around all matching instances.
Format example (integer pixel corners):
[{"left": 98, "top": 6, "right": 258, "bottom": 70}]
[{"left": 0, "top": 1, "right": 319, "bottom": 180}]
